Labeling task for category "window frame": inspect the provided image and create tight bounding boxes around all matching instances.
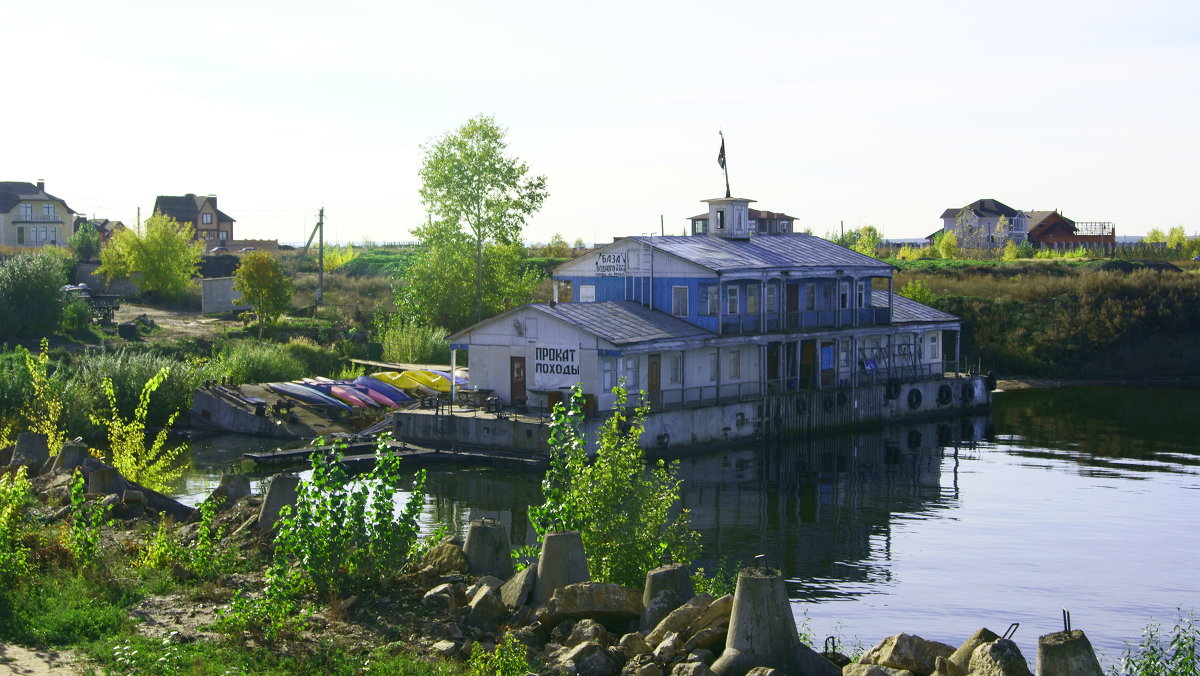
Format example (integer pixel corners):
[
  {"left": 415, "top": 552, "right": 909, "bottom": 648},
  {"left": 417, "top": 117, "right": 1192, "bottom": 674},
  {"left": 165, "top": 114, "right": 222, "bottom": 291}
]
[
  {"left": 728, "top": 349, "right": 741, "bottom": 380},
  {"left": 726, "top": 285, "right": 739, "bottom": 315},
  {"left": 671, "top": 285, "right": 688, "bottom": 317}
]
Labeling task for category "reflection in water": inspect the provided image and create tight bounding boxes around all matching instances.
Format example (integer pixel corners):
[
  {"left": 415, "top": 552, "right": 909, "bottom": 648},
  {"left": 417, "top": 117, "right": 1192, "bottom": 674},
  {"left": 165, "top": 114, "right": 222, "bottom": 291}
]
[{"left": 176, "top": 387, "right": 1200, "bottom": 663}]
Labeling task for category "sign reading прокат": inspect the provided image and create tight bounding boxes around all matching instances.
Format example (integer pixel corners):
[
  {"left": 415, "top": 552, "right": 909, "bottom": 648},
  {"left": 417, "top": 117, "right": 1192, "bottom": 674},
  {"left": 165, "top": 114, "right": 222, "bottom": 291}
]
[{"left": 533, "top": 346, "right": 579, "bottom": 388}]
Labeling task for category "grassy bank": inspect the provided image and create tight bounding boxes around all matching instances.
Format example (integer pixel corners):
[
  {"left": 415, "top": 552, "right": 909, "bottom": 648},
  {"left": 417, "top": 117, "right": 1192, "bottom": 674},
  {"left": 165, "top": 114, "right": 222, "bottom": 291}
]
[{"left": 894, "top": 261, "right": 1200, "bottom": 377}]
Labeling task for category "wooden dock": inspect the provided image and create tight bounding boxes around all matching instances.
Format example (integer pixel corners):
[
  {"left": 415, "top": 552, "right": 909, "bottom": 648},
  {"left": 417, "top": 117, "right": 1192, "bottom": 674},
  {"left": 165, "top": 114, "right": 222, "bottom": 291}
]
[{"left": 243, "top": 439, "right": 547, "bottom": 471}]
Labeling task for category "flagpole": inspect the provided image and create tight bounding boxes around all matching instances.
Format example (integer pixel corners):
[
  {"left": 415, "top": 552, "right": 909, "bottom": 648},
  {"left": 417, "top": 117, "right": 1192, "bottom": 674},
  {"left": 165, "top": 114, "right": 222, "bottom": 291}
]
[{"left": 720, "top": 131, "right": 731, "bottom": 198}]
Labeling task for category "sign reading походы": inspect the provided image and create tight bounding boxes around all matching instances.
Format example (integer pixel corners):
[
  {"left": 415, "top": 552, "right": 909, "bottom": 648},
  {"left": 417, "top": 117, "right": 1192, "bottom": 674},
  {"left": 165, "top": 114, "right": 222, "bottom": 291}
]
[{"left": 533, "top": 346, "right": 579, "bottom": 388}]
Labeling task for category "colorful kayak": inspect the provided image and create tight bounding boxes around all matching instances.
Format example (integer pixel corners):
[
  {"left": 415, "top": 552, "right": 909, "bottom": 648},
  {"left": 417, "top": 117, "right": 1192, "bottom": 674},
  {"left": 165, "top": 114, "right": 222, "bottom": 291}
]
[
  {"left": 322, "top": 377, "right": 404, "bottom": 408},
  {"left": 266, "top": 382, "right": 352, "bottom": 411},
  {"left": 405, "top": 370, "right": 452, "bottom": 394},
  {"left": 427, "top": 369, "right": 468, "bottom": 386},
  {"left": 353, "top": 376, "right": 413, "bottom": 406},
  {"left": 299, "top": 379, "right": 373, "bottom": 408},
  {"left": 372, "top": 371, "right": 426, "bottom": 392}
]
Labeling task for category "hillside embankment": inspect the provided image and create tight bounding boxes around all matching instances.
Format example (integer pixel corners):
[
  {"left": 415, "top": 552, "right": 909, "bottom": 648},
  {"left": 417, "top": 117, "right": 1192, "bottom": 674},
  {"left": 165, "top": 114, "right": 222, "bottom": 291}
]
[{"left": 896, "top": 262, "right": 1200, "bottom": 380}]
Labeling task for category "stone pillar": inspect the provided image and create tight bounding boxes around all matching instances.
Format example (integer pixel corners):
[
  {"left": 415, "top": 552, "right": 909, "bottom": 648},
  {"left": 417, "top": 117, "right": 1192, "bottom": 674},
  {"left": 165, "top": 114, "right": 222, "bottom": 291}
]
[
  {"left": 710, "top": 568, "right": 839, "bottom": 676},
  {"left": 1037, "top": 630, "right": 1103, "bottom": 676},
  {"left": 532, "top": 531, "right": 590, "bottom": 607},
  {"left": 463, "top": 518, "right": 514, "bottom": 579},
  {"left": 51, "top": 442, "right": 89, "bottom": 473},
  {"left": 257, "top": 473, "right": 300, "bottom": 531}
]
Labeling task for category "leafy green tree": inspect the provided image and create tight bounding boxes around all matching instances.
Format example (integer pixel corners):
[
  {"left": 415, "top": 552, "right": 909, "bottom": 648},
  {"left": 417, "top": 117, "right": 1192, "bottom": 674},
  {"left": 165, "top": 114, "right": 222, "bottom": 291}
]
[
  {"left": 418, "top": 115, "right": 549, "bottom": 323},
  {"left": 397, "top": 235, "right": 540, "bottom": 332},
  {"left": 573, "top": 237, "right": 586, "bottom": 250},
  {"left": 1145, "top": 228, "right": 1167, "bottom": 243},
  {"left": 529, "top": 387, "right": 699, "bottom": 588},
  {"left": 233, "top": 251, "right": 293, "bottom": 338},
  {"left": 68, "top": 222, "right": 101, "bottom": 260},
  {"left": 0, "top": 251, "right": 68, "bottom": 342},
  {"left": 851, "top": 226, "right": 882, "bottom": 257},
  {"left": 1166, "top": 225, "right": 1188, "bottom": 250},
  {"left": 1002, "top": 239, "right": 1019, "bottom": 261},
  {"left": 937, "top": 230, "right": 959, "bottom": 259},
  {"left": 98, "top": 213, "right": 203, "bottom": 302},
  {"left": 537, "top": 233, "right": 571, "bottom": 258},
  {"left": 899, "top": 279, "right": 939, "bottom": 305}
]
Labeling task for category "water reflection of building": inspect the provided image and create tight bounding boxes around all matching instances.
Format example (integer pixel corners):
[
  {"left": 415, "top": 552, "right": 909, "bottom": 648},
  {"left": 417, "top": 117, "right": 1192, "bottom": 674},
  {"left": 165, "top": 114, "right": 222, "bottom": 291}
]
[
  {"left": 416, "top": 417, "right": 988, "bottom": 603},
  {"left": 676, "top": 418, "right": 986, "bottom": 600}
]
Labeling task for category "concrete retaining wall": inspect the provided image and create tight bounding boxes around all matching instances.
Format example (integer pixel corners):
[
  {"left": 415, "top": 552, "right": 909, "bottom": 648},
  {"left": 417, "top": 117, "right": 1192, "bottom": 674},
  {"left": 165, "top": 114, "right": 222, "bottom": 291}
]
[{"left": 201, "top": 277, "right": 251, "bottom": 315}]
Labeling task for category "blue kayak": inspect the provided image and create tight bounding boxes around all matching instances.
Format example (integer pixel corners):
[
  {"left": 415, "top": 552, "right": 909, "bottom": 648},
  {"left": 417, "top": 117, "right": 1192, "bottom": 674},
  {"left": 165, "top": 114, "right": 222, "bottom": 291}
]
[{"left": 266, "top": 381, "right": 353, "bottom": 411}]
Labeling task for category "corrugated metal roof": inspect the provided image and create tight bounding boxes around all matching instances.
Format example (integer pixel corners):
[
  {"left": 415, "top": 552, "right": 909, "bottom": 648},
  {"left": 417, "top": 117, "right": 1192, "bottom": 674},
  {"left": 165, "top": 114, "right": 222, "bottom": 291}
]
[
  {"left": 529, "top": 301, "right": 715, "bottom": 346},
  {"left": 872, "top": 291, "right": 959, "bottom": 324},
  {"left": 631, "top": 234, "right": 890, "bottom": 272}
]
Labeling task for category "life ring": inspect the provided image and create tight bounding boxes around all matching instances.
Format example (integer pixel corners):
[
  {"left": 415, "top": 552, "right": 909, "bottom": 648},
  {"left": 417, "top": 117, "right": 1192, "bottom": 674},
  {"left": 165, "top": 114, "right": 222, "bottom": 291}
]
[
  {"left": 961, "top": 383, "right": 975, "bottom": 403},
  {"left": 822, "top": 394, "right": 835, "bottom": 412},
  {"left": 837, "top": 391, "right": 848, "bottom": 408},
  {"left": 907, "top": 388, "right": 922, "bottom": 410},
  {"left": 886, "top": 380, "right": 902, "bottom": 400},
  {"left": 937, "top": 384, "right": 952, "bottom": 405}
]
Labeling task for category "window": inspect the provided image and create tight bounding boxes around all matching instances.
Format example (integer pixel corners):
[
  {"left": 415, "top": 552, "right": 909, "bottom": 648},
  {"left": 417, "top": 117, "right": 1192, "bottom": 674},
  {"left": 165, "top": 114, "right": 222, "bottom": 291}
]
[
  {"left": 840, "top": 281, "right": 850, "bottom": 309},
  {"left": 49, "top": 227, "right": 57, "bottom": 244},
  {"left": 780, "top": 220, "right": 790, "bottom": 232},
  {"left": 702, "top": 286, "right": 719, "bottom": 315},
  {"left": 580, "top": 285, "right": 596, "bottom": 302},
  {"left": 42, "top": 204, "right": 55, "bottom": 217},
  {"left": 766, "top": 284, "right": 778, "bottom": 312},
  {"left": 693, "top": 219, "right": 707, "bottom": 235},
  {"left": 726, "top": 286, "right": 739, "bottom": 315},
  {"left": 839, "top": 340, "right": 850, "bottom": 368},
  {"left": 746, "top": 285, "right": 759, "bottom": 314},
  {"left": 19, "top": 203, "right": 32, "bottom": 218},
  {"left": 928, "top": 334, "right": 941, "bottom": 360},
  {"left": 728, "top": 350, "right": 741, "bottom": 380},
  {"left": 709, "top": 351, "right": 720, "bottom": 382},
  {"left": 601, "top": 357, "right": 617, "bottom": 390},
  {"left": 219, "top": 230, "right": 227, "bottom": 242},
  {"left": 672, "top": 286, "right": 688, "bottom": 316},
  {"left": 716, "top": 210, "right": 725, "bottom": 230},
  {"left": 16, "top": 227, "right": 24, "bottom": 245},
  {"left": 857, "top": 281, "right": 866, "bottom": 309},
  {"left": 669, "top": 354, "right": 682, "bottom": 385},
  {"left": 622, "top": 356, "right": 639, "bottom": 390},
  {"left": 805, "top": 283, "right": 816, "bottom": 311},
  {"left": 202, "top": 213, "right": 213, "bottom": 225}
]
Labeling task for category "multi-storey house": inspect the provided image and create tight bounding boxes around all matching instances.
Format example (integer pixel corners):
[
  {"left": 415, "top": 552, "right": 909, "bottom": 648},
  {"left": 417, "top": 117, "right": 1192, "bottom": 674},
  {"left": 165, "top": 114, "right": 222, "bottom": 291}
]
[{"left": 0, "top": 181, "right": 76, "bottom": 248}]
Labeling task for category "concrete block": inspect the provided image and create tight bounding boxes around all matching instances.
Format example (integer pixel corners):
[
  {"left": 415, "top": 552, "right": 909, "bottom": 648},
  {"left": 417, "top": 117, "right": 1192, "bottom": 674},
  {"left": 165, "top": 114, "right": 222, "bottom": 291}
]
[
  {"left": 51, "top": 442, "right": 89, "bottom": 473},
  {"left": 1037, "top": 630, "right": 1103, "bottom": 676},
  {"left": 710, "top": 568, "right": 839, "bottom": 676},
  {"left": 219, "top": 474, "right": 252, "bottom": 502},
  {"left": 88, "top": 467, "right": 127, "bottom": 496},
  {"left": 642, "top": 563, "right": 694, "bottom": 630},
  {"left": 15, "top": 433, "right": 49, "bottom": 465},
  {"left": 463, "top": 518, "right": 514, "bottom": 579},
  {"left": 533, "top": 531, "right": 590, "bottom": 607},
  {"left": 950, "top": 628, "right": 999, "bottom": 671},
  {"left": 256, "top": 473, "right": 300, "bottom": 530}
]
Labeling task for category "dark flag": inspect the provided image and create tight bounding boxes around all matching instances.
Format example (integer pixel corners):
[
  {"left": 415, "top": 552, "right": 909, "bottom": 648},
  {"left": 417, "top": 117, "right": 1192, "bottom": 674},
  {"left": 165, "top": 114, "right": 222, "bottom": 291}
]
[{"left": 717, "top": 138, "right": 726, "bottom": 169}]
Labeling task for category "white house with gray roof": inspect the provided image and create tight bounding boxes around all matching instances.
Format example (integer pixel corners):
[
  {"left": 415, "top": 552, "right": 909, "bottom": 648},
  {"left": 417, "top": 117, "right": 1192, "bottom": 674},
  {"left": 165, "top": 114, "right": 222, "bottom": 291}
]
[{"left": 451, "top": 196, "right": 969, "bottom": 419}]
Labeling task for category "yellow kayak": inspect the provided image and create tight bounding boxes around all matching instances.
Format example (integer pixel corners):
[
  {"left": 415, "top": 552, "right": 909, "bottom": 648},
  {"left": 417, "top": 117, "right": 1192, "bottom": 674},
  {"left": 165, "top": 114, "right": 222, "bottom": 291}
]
[
  {"left": 405, "top": 370, "right": 452, "bottom": 394},
  {"left": 371, "top": 371, "right": 424, "bottom": 391}
]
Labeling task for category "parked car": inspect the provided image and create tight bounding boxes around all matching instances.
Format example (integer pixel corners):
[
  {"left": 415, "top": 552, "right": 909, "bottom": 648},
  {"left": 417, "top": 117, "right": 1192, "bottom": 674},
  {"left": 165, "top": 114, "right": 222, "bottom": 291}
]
[
  {"left": 238, "top": 246, "right": 258, "bottom": 252},
  {"left": 209, "top": 246, "right": 228, "bottom": 254}
]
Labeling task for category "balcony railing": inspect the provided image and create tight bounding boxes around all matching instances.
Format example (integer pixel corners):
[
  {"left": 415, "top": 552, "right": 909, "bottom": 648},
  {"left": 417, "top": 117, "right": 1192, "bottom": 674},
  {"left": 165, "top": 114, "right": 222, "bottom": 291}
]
[
  {"left": 719, "top": 307, "right": 891, "bottom": 335},
  {"left": 13, "top": 214, "right": 62, "bottom": 223}
]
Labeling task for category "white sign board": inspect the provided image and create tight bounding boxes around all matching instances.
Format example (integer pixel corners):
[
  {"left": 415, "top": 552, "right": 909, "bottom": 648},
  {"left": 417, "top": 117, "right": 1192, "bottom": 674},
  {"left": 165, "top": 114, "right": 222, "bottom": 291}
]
[
  {"left": 595, "top": 252, "right": 626, "bottom": 276},
  {"left": 533, "top": 346, "right": 580, "bottom": 388}
]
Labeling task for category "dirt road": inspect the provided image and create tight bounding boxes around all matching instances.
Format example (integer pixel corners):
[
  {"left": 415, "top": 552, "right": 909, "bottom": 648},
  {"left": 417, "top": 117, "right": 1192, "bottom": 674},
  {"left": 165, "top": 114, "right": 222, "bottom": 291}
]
[{"left": 111, "top": 303, "right": 239, "bottom": 342}]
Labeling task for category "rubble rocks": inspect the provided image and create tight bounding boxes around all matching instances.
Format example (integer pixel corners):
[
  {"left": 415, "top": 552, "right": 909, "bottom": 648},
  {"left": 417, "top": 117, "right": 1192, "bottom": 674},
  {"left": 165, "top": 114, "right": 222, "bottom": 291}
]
[
  {"left": 859, "top": 633, "right": 955, "bottom": 675},
  {"left": 647, "top": 594, "right": 714, "bottom": 646},
  {"left": 968, "top": 638, "right": 1033, "bottom": 676},
  {"left": 421, "top": 543, "right": 470, "bottom": 576},
  {"left": 501, "top": 563, "right": 538, "bottom": 608},
  {"left": 465, "top": 587, "right": 506, "bottom": 629},
  {"left": 534, "top": 531, "right": 591, "bottom": 607},
  {"left": 642, "top": 564, "right": 694, "bottom": 630},
  {"left": 538, "top": 582, "right": 644, "bottom": 629},
  {"left": 843, "top": 665, "right": 916, "bottom": 676},
  {"left": 949, "top": 628, "right": 999, "bottom": 672}
]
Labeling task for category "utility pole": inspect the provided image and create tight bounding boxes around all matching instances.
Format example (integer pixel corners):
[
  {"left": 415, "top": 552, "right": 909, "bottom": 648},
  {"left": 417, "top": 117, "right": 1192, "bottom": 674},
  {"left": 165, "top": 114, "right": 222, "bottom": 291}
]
[{"left": 316, "top": 207, "right": 324, "bottom": 307}]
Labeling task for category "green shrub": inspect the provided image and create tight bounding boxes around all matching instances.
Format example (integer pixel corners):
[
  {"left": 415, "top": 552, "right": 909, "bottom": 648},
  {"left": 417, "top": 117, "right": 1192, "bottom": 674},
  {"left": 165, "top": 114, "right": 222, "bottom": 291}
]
[
  {"left": 273, "top": 436, "right": 426, "bottom": 602},
  {"left": 190, "top": 496, "right": 235, "bottom": 579},
  {"left": 89, "top": 367, "right": 188, "bottom": 493},
  {"left": 0, "top": 251, "right": 69, "bottom": 341},
  {"left": 375, "top": 315, "right": 450, "bottom": 365},
  {"left": 209, "top": 340, "right": 306, "bottom": 384},
  {"left": 282, "top": 336, "right": 346, "bottom": 376},
  {"left": 68, "top": 348, "right": 200, "bottom": 429},
  {"left": 1113, "top": 610, "right": 1198, "bottom": 675},
  {"left": 468, "top": 633, "right": 530, "bottom": 676},
  {"left": 59, "top": 298, "right": 93, "bottom": 336},
  {"left": 66, "top": 470, "right": 108, "bottom": 568},
  {"left": 0, "top": 467, "right": 34, "bottom": 587},
  {"left": 529, "top": 386, "right": 698, "bottom": 588}
]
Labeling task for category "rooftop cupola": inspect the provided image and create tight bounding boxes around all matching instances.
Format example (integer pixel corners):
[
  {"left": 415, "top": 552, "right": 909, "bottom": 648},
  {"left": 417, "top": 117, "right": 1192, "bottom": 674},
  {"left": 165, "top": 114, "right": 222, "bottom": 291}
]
[{"left": 700, "top": 196, "right": 755, "bottom": 239}]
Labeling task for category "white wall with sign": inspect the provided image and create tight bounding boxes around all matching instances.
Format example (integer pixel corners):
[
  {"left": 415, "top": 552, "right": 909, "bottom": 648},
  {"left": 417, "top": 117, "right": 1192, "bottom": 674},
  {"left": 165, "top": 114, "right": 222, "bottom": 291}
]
[{"left": 532, "top": 346, "right": 581, "bottom": 388}]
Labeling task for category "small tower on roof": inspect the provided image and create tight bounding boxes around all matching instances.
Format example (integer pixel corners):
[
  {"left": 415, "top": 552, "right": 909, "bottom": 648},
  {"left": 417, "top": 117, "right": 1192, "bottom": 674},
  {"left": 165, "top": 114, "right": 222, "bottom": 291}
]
[{"left": 700, "top": 196, "right": 755, "bottom": 239}]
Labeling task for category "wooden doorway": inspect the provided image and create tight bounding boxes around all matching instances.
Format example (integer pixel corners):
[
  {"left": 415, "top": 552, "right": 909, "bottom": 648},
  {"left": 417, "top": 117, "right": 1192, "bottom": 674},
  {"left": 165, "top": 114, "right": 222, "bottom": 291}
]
[
  {"left": 647, "top": 354, "right": 661, "bottom": 407},
  {"left": 800, "top": 340, "right": 816, "bottom": 389},
  {"left": 510, "top": 356, "right": 526, "bottom": 406}
]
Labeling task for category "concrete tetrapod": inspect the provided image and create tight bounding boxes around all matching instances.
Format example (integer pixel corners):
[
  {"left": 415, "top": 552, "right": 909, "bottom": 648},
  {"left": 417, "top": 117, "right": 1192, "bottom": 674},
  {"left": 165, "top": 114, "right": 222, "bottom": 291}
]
[
  {"left": 709, "top": 568, "right": 840, "bottom": 676},
  {"left": 532, "top": 531, "right": 590, "bottom": 607},
  {"left": 642, "top": 563, "right": 695, "bottom": 631},
  {"left": 463, "top": 518, "right": 514, "bottom": 579},
  {"left": 1036, "top": 630, "right": 1103, "bottom": 676},
  {"left": 257, "top": 473, "right": 300, "bottom": 531}
]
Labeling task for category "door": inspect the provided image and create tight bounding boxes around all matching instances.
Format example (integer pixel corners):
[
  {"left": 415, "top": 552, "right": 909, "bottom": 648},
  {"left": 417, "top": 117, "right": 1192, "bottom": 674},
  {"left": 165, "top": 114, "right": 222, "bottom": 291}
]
[
  {"left": 647, "top": 354, "right": 661, "bottom": 407},
  {"left": 510, "top": 356, "right": 526, "bottom": 405},
  {"left": 800, "top": 340, "right": 816, "bottom": 389}
]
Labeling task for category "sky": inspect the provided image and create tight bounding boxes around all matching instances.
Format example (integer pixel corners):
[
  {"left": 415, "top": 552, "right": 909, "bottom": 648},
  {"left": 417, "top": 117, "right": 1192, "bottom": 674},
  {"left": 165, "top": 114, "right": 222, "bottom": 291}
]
[{"left": 5, "top": 0, "right": 1198, "bottom": 245}]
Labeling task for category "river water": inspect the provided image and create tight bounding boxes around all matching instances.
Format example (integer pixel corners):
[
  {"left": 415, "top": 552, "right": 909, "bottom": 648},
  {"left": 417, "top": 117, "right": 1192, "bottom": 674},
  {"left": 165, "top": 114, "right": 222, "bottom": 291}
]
[{"left": 179, "top": 386, "right": 1200, "bottom": 663}]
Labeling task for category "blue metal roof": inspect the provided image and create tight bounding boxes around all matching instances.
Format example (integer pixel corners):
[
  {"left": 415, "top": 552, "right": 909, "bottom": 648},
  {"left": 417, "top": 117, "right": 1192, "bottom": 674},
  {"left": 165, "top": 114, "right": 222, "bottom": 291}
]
[
  {"left": 871, "top": 291, "right": 959, "bottom": 324},
  {"left": 629, "top": 234, "right": 892, "bottom": 273},
  {"left": 529, "top": 301, "right": 715, "bottom": 346}
]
